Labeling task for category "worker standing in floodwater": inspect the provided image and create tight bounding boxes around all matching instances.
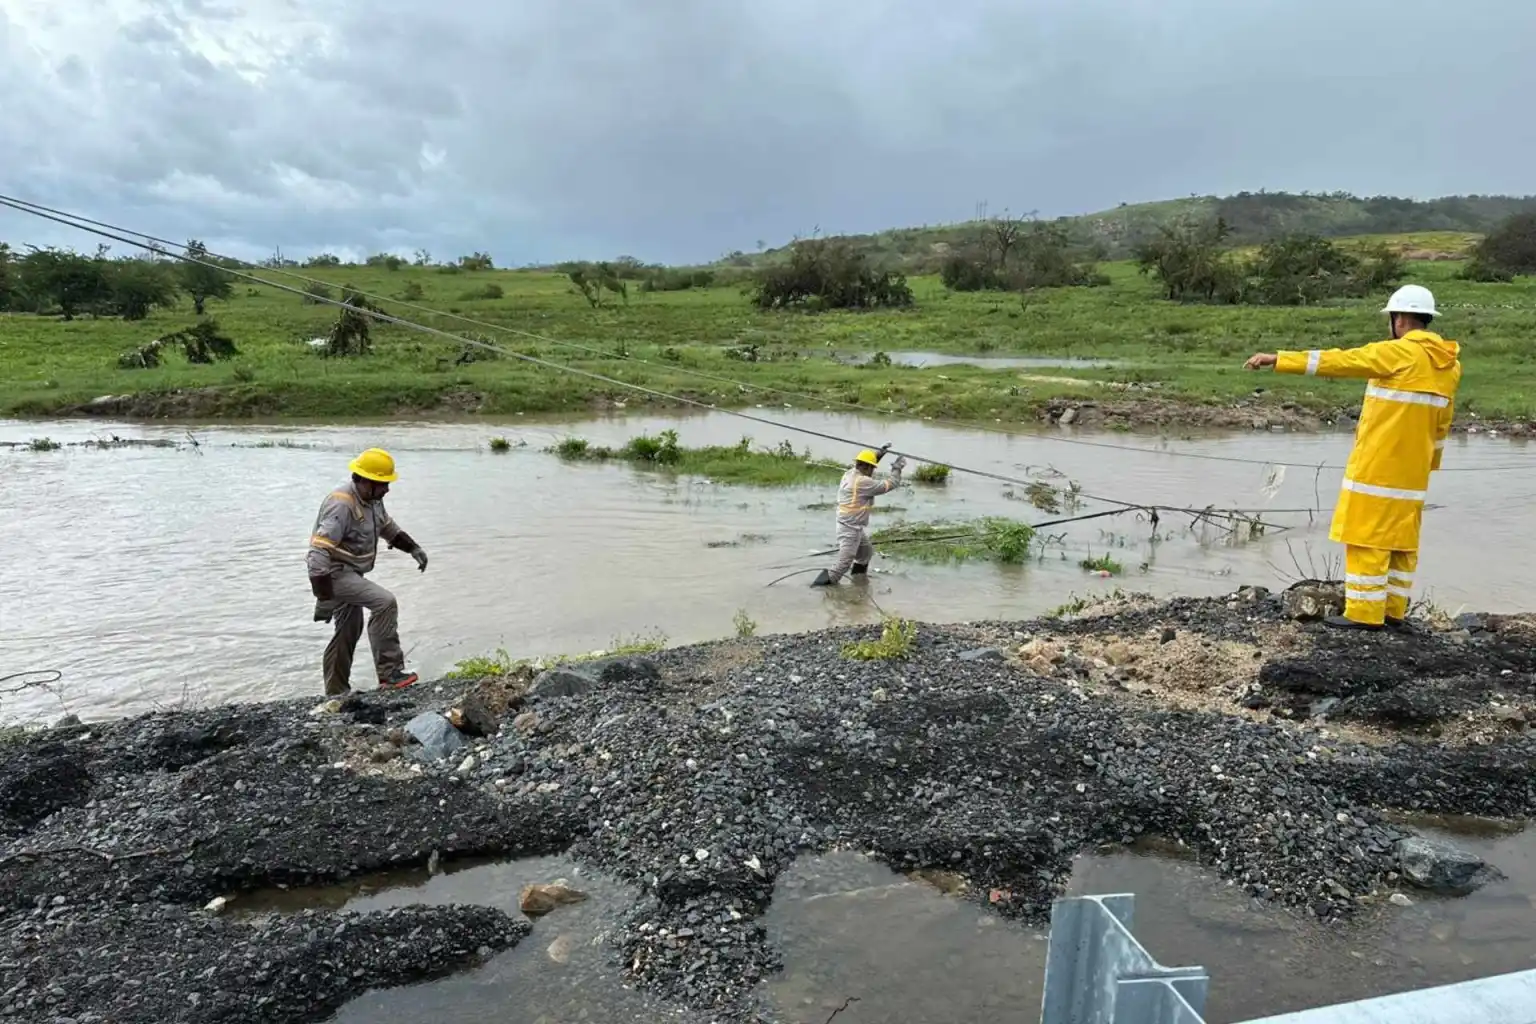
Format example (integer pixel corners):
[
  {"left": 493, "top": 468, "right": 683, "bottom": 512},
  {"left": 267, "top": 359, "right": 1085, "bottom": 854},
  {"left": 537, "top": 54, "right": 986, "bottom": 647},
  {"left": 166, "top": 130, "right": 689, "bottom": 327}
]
[
  {"left": 306, "top": 448, "right": 428, "bottom": 693},
  {"left": 812, "top": 446, "right": 907, "bottom": 586},
  {"left": 1244, "top": 284, "right": 1460, "bottom": 631}
]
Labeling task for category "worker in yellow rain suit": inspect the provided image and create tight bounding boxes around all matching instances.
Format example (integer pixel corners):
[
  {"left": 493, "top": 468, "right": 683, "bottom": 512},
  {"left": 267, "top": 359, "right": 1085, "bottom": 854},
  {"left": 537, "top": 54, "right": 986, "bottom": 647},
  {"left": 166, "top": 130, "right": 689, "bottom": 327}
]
[
  {"left": 307, "top": 448, "right": 429, "bottom": 693},
  {"left": 1244, "top": 284, "right": 1460, "bottom": 631},
  {"left": 811, "top": 446, "right": 906, "bottom": 586}
]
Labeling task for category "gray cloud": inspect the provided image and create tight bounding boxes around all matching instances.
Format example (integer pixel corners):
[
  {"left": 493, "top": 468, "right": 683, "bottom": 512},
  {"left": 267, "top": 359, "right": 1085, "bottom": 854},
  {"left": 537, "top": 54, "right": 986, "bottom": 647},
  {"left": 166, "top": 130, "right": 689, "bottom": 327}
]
[{"left": 2, "top": 0, "right": 1532, "bottom": 265}]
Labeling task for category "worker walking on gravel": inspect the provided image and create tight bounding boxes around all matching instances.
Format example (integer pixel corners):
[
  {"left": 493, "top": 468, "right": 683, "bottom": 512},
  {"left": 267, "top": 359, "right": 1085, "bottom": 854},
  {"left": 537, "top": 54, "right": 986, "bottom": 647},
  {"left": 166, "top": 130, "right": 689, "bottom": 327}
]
[
  {"left": 812, "top": 446, "right": 906, "bottom": 586},
  {"left": 307, "top": 448, "right": 429, "bottom": 693},
  {"left": 1244, "top": 284, "right": 1460, "bottom": 631}
]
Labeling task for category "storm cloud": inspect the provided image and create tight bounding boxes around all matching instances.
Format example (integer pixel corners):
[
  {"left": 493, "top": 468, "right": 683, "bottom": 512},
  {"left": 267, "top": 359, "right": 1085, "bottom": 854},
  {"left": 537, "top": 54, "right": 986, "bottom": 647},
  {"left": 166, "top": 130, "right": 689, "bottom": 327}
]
[{"left": 2, "top": 0, "right": 1532, "bottom": 265}]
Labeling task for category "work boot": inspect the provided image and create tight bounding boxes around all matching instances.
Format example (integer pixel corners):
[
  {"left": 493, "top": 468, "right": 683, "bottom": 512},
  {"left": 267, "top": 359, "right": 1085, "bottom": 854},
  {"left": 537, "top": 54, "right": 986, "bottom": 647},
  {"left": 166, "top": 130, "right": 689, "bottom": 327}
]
[
  {"left": 1384, "top": 616, "right": 1406, "bottom": 630},
  {"left": 378, "top": 669, "right": 420, "bottom": 690},
  {"left": 1323, "top": 615, "right": 1382, "bottom": 632},
  {"left": 850, "top": 563, "right": 869, "bottom": 576},
  {"left": 810, "top": 570, "right": 834, "bottom": 587}
]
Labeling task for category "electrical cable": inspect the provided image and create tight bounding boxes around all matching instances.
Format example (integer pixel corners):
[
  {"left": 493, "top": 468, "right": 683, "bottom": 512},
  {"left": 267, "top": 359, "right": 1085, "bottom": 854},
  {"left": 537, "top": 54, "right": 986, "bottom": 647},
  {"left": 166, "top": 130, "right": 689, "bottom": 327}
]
[{"left": 3, "top": 193, "right": 1525, "bottom": 474}]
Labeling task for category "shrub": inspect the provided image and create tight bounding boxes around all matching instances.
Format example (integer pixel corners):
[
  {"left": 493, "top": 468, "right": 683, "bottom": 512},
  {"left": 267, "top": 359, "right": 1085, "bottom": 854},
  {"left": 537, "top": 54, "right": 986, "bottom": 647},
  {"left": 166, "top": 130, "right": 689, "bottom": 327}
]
[
  {"left": 302, "top": 281, "right": 334, "bottom": 304},
  {"left": 1135, "top": 217, "right": 1245, "bottom": 303},
  {"left": 843, "top": 617, "right": 918, "bottom": 660},
  {"left": 752, "top": 239, "right": 913, "bottom": 311},
  {"left": 459, "top": 283, "right": 504, "bottom": 300},
  {"left": 399, "top": 281, "right": 426, "bottom": 301},
  {"left": 1468, "top": 213, "right": 1536, "bottom": 277},
  {"left": 913, "top": 463, "right": 951, "bottom": 484}
]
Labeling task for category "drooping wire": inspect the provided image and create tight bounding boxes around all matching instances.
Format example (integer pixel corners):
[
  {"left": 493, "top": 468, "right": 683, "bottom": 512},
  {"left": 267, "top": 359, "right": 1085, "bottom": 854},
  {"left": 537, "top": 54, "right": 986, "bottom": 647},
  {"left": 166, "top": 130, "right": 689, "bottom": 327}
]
[
  {"left": 0, "top": 194, "right": 1328, "bottom": 522},
  {"left": 2, "top": 193, "right": 1524, "bottom": 475}
]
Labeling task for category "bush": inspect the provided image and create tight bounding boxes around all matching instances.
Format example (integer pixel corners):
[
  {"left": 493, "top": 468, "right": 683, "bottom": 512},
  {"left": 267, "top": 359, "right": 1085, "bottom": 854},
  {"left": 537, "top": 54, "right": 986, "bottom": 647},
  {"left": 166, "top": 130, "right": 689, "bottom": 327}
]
[
  {"left": 641, "top": 268, "right": 717, "bottom": 292},
  {"left": 399, "top": 281, "right": 426, "bottom": 301},
  {"left": 118, "top": 319, "right": 239, "bottom": 368},
  {"left": 621, "top": 429, "right": 682, "bottom": 464},
  {"left": 752, "top": 238, "right": 913, "bottom": 311},
  {"left": 459, "top": 283, "right": 504, "bottom": 300},
  {"left": 458, "top": 252, "right": 495, "bottom": 271},
  {"left": 106, "top": 259, "right": 179, "bottom": 320},
  {"left": 1135, "top": 217, "right": 1245, "bottom": 303},
  {"left": 1244, "top": 235, "right": 1405, "bottom": 306},
  {"left": 1461, "top": 259, "right": 1516, "bottom": 283},
  {"left": 302, "top": 281, "right": 335, "bottom": 304},
  {"left": 939, "top": 250, "right": 1006, "bottom": 292},
  {"left": 1469, "top": 212, "right": 1536, "bottom": 277}
]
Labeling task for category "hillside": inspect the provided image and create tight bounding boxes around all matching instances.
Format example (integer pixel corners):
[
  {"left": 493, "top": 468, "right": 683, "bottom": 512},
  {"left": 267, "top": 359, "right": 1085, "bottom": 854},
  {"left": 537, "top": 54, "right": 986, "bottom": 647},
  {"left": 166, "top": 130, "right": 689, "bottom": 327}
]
[{"left": 716, "top": 191, "right": 1536, "bottom": 273}]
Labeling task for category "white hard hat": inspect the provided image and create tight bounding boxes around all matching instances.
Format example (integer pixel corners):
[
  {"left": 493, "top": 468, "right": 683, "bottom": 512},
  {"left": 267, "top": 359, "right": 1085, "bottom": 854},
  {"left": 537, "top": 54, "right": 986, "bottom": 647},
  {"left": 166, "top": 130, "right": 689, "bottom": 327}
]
[{"left": 1382, "top": 284, "right": 1437, "bottom": 318}]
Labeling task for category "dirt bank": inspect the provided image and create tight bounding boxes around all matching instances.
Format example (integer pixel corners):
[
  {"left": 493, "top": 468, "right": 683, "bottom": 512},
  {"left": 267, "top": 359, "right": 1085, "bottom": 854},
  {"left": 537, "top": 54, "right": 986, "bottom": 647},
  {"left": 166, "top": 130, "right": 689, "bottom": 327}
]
[{"left": 4, "top": 589, "right": 1534, "bottom": 1021}]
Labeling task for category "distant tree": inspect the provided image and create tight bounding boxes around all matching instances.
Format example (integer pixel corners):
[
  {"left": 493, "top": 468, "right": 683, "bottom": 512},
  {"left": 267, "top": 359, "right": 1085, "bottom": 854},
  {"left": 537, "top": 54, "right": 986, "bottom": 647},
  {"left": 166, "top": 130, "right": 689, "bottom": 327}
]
[
  {"left": 1468, "top": 212, "right": 1536, "bottom": 277},
  {"left": 458, "top": 251, "right": 495, "bottom": 271},
  {"left": 304, "top": 253, "right": 342, "bottom": 268},
  {"left": 17, "top": 246, "right": 110, "bottom": 320},
  {"left": 1135, "top": 217, "right": 1244, "bottom": 303},
  {"left": 560, "top": 261, "right": 629, "bottom": 308},
  {"left": 412, "top": 248, "right": 433, "bottom": 267},
  {"left": 106, "top": 258, "right": 180, "bottom": 320},
  {"left": 0, "top": 242, "right": 14, "bottom": 311},
  {"left": 366, "top": 252, "right": 405, "bottom": 271},
  {"left": 179, "top": 239, "right": 234, "bottom": 315},
  {"left": 752, "top": 238, "right": 913, "bottom": 311}
]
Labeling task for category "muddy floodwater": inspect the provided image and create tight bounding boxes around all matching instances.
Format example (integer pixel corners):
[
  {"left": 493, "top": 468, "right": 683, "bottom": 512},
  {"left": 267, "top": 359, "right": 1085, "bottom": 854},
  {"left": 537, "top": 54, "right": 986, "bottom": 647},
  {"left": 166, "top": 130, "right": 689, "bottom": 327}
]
[
  {"left": 839, "top": 350, "right": 1119, "bottom": 370},
  {"left": 234, "top": 824, "right": 1536, "bottom": 1024},
  {"left": 3, "top": 411, "right": 1534, "bottom": 721}
]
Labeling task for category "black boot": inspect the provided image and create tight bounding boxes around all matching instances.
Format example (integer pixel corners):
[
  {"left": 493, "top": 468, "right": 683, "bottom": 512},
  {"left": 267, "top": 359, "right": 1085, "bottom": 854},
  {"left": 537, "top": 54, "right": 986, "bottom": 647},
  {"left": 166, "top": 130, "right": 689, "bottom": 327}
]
[
  {"left": 850, "top": 563, "right": 869, "bottom": 576},
  {"left": 810, "top": 570, "right": 834, "bottom": 587},
  {"left": 1323, "top": 615, "right": 1382, "bottom": 632}
]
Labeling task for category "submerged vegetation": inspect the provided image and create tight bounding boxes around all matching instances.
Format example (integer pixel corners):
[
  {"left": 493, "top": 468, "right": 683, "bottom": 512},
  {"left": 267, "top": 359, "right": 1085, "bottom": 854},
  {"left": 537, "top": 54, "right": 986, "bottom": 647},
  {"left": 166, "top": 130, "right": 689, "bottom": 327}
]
[
  {"left": 871, "top": 517, "right": 1036, "bottom": 564},
  {"left": 1079, "top": 553, "right": 1125, "bottom": 575},
  {"left": 911, "top": 463, "right": 952, "bottom": 484},
  {"left": 550, "top": 430, "right": 843, "bottom": 486}
]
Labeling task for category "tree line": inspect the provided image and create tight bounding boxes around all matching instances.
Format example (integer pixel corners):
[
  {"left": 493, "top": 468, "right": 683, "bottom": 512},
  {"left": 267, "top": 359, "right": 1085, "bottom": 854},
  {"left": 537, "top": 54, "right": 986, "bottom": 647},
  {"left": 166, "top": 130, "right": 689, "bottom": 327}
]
[{"left": 0, "top": 240, "right": 236, "bottom": 321}]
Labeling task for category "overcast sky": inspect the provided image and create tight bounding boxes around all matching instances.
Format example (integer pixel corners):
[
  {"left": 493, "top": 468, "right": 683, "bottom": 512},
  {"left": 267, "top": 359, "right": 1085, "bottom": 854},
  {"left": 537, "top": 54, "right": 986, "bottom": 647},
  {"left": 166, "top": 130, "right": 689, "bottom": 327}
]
[{"left": 2, "top": 0, "right": 1532, "bottom": 266}]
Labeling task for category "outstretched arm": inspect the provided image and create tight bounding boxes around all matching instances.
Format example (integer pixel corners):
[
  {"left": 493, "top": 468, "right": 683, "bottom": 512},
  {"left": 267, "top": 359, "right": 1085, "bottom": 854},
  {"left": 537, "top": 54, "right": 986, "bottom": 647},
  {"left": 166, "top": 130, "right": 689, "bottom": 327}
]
[{"left": 1246, "top": 340, "right": 1414, "bottom": 379}]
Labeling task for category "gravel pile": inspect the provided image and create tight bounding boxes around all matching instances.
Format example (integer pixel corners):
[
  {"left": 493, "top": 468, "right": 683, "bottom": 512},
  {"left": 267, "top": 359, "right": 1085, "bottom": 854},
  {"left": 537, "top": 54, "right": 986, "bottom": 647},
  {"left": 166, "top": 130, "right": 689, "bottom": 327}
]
[{"left": 4, "top": 588, "right": 1535, "bottom": 1021}]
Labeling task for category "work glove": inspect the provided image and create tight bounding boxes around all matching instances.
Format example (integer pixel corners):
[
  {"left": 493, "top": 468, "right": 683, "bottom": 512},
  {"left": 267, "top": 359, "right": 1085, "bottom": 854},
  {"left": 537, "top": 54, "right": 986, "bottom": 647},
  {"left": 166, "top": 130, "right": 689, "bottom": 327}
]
[
  {"left": 313, "top": 599, "right": 336, "bottom": 623},
  {"left": 411, "top": 547, "right": 429, "bottom": 573},
  {"left": 892, "top": 456, "right": 908, "bottom": 472},
  {"left": 875, "top": 443, "right": 892, "bottom": 462}
]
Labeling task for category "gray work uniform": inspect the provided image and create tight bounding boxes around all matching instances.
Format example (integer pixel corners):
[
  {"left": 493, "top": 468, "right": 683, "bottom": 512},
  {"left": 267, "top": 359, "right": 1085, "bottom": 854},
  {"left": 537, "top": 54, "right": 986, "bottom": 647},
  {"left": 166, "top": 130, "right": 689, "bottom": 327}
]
[
  {"left": 829, "top": 464, "right": 903, "bottom": 581},
  {"left": 306, "top": 480, "right": 407, "bottom": 694}
]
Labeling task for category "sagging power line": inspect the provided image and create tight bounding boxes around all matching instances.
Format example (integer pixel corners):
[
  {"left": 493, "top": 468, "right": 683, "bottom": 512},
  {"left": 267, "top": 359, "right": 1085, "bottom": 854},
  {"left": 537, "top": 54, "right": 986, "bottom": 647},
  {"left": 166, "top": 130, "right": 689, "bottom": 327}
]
[
  {"left": 0, "top": 194, "right": 1333, "bottom": 536},
  {"left": 2, "top": 193, "right": 1525, "bottom": 475}
]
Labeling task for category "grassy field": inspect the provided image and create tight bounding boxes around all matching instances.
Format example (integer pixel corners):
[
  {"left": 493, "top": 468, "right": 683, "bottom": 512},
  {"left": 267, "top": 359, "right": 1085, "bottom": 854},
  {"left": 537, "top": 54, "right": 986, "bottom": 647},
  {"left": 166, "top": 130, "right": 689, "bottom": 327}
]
[{"left": 3, "top": 255, "right": 1535, "bottom": 426}]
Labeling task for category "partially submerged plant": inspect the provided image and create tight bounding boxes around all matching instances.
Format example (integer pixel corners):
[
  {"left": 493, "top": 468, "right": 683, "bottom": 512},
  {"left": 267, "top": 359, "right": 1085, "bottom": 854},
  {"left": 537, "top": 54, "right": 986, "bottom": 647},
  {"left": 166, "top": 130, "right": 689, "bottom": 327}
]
[
  {"left": 870, "top": 517, "right": 1036, "bottom": 565},
  {"left": 27, "top": 437, "right": 62, "bottom": 451},
  {"left": 548, "top": 432, "right": 841, "bottom": 486},
  {"left": 843, "top": 617, "right": 918, "bottom": 661},
  {"left": 912, "top": 463, "right": 952, "bottom": 485},
  {"left": 488, "top": 436, "right": 512, "bottom": 453},
  {"left": 1079, "top": 553, "right": 1124, "bottom": 575}
]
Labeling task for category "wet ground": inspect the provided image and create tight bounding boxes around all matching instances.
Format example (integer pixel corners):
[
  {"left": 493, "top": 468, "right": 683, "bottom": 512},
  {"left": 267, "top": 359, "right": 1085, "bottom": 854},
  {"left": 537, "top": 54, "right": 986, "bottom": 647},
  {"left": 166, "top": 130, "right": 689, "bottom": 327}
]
[
  {"left": 5, "top": 594, "right": 1536, "bottom": 1023},
  {"left": 836, "top": 350, "right": 1118, "bottom": 370},
  {"left": 4, "top": 412, "right": 1535, "bottom": 723}
]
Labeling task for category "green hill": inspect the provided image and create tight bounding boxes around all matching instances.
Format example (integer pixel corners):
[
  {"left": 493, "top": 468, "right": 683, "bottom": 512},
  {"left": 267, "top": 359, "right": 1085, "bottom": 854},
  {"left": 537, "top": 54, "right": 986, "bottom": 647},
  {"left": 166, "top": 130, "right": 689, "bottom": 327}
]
[{"left": 715, "top": 191, "right": 1536, "bottom": 273}]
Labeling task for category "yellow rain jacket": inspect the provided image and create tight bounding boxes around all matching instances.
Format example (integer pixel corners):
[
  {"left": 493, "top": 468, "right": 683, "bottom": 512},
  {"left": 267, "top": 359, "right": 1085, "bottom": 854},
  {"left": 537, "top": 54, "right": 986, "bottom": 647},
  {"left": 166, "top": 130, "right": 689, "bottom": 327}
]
[{"left": 1276, "top": 330, "right": 1460, "bottom": 551}]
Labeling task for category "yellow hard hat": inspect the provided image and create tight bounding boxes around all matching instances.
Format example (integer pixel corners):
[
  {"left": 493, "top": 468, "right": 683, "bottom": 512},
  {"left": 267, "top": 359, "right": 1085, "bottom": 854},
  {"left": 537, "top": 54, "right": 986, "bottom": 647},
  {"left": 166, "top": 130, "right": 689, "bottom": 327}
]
[
  {"left": 349, "top": 447, "right": 398, "bottom": 482},
  {"left": 854, "top": 449, "right": 880, "bottom": 466}
]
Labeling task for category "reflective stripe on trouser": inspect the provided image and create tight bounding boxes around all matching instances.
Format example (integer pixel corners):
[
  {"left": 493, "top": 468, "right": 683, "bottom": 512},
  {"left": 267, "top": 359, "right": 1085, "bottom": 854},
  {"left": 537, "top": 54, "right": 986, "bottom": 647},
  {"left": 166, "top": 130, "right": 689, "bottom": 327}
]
[
  {"left": 828, "top": 525, "right": 873, "bottom": 582},
  {"left": 1344, "top": 546, "right": 1417, "bottom": 625},
  {"left": 323, "top": 570, "right": 405, "bottom": 694}
]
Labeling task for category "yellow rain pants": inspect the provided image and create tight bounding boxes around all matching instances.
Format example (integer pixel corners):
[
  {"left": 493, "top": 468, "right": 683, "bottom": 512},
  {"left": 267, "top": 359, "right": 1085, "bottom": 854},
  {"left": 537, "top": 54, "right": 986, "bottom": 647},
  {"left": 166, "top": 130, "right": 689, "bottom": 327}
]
[
  {"left": 1344, "top": 547, "right": 1419, "bottom": 625},
  {"left": 1276, "top": 329, "right": 1460, "bottom": 624}
]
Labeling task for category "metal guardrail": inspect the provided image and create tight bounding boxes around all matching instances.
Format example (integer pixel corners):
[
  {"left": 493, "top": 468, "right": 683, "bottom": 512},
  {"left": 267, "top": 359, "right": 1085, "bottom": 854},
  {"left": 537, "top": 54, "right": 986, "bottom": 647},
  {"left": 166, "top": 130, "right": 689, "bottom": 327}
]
[{"left": 1042, "top": 893, "right": 1536, "bottom": 1024}]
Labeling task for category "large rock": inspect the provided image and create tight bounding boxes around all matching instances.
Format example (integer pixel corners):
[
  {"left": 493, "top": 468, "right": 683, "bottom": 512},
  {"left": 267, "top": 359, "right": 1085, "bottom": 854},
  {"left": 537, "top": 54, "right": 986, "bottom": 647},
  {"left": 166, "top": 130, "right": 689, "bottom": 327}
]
[
  {"left": 1282, "top": 580, "right": 1344, "bottom": 622},
  {"left": 519, "top": 881, "right": 588, "bottom": 918},
  {"left": 529, "top": 667, "right": 599, "bottom": 698},
  {"left": 403, "top": 712, "right": 467, "bottom": 762},
  {"left": 589, "top": 656, "right": 661, "bottom": 684},
  {"left": 1396, "top": 836, "right": 1504, "bottom": 893}
]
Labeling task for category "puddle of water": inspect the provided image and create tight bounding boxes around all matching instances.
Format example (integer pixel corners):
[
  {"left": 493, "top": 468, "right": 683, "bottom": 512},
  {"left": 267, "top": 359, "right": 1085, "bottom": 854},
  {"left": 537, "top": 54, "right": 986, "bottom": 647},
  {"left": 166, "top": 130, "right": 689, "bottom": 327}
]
[
  {"left": 2, "top": 411, "right": 1531, "bottom": 720},
  {"left": 839, "top": 350, "right": 1117, "bottom": 370},
  {"left": 226, "top": 832, "right": 1536, "bottom": 1024},
  {"left": 264, "top": 855, "right": 694, "bottom": 1024}
]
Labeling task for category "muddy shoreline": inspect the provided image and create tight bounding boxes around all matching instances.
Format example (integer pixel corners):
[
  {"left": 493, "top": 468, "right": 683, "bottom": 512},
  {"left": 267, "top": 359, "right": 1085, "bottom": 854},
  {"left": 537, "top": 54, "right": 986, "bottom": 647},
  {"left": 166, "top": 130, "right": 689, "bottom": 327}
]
[
  {"left": 4, "top": 589, "right": 1534, "bottom": 1022},
  {"left": 17, "top": 385, "right": 1536, "bottom": 437}
]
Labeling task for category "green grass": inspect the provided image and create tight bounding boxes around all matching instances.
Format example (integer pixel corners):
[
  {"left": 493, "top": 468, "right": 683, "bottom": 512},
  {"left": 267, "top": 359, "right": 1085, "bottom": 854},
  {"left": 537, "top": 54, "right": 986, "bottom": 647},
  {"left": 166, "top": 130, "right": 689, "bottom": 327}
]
[
  {"left": 871, "top": 517, "right": 1036, "bottom": 564},
  {"left": 842, "top": 617, "right": 918, "bottom": 661},
  {"left": 3, "top": 255, "right": 1535, "bottom": 424},
  {"left": 487, "top": 436, "right": 512, "bottom": 452},
  {"left": 732, "top": 608, "right": 758, "bottom": 638},
  {"left": 550, "top": 429, "right": 843, "bottom": 486},
  {"left": 445, "top": 631, "right": 669, "bottom": 679}
]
